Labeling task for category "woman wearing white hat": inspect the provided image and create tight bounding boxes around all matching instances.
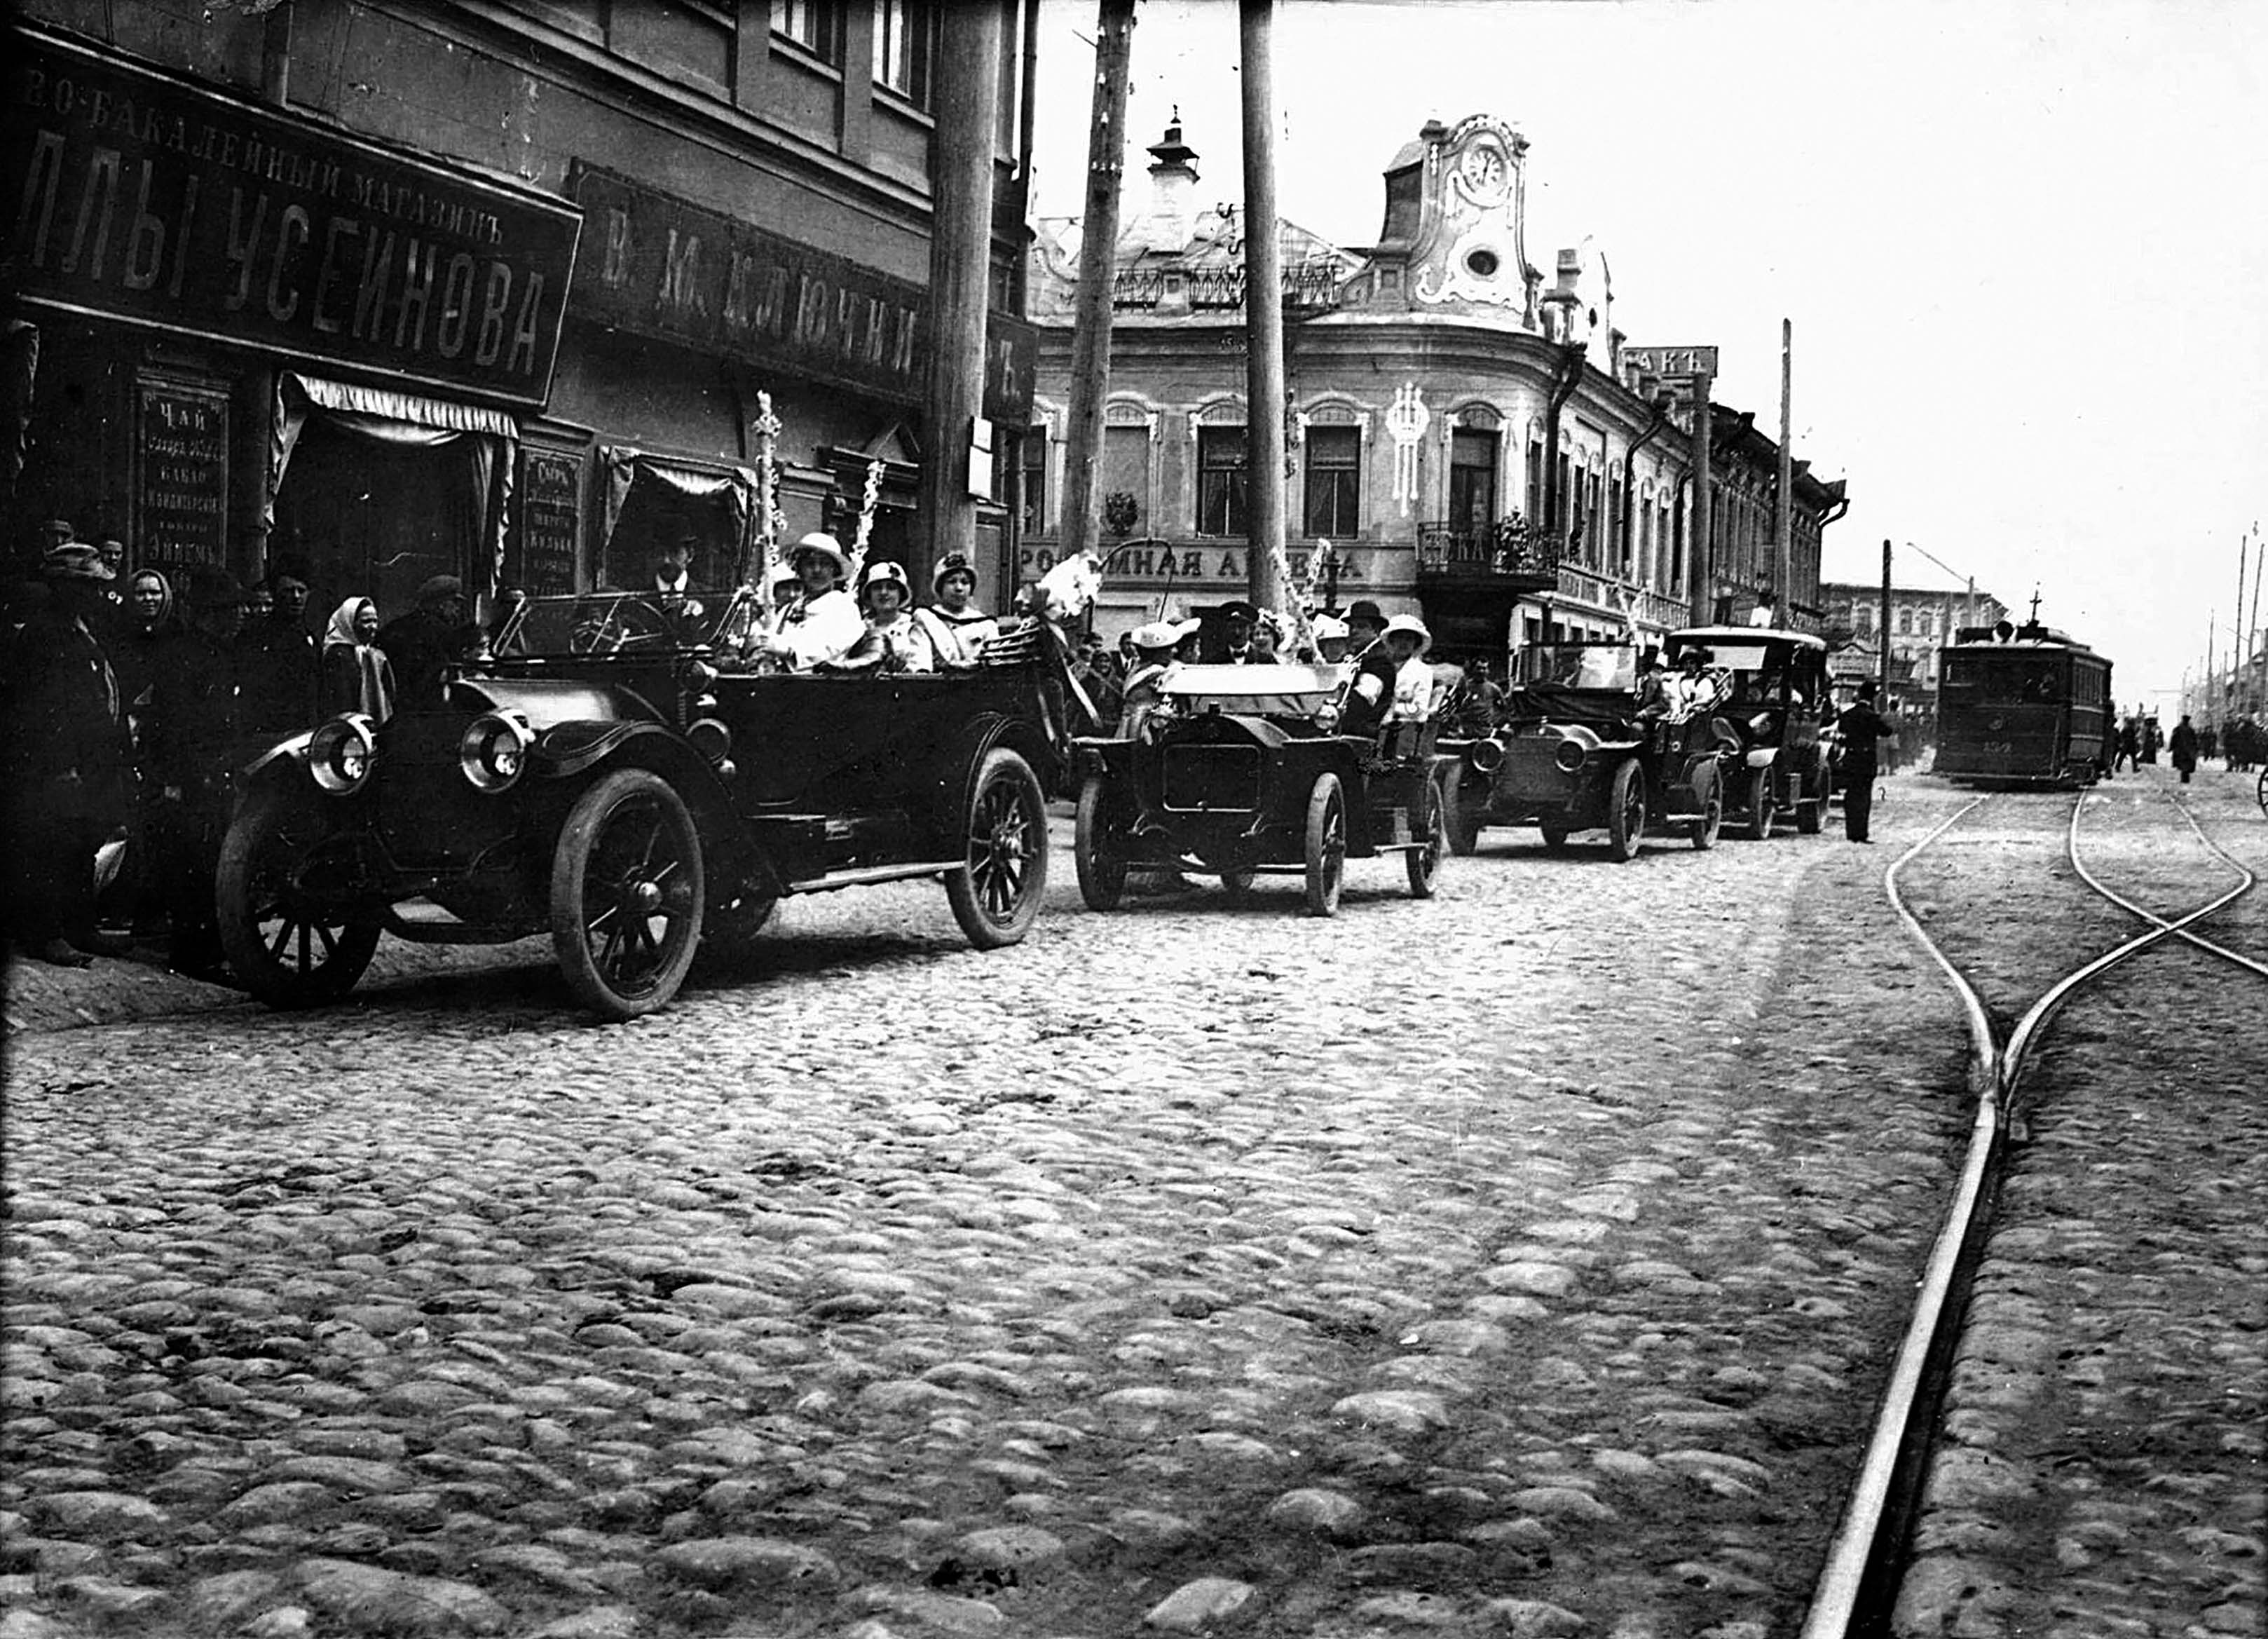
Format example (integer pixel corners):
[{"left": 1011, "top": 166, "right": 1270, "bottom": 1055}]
[
  {"left": 1117, "top": 617, "right": 1199, "bottom": 739},
  {"left": 838, "top": 561, "right": 938, "bottom": 673},
  {"left": 756, "top": 533, "right": 862, "bottom": 670},
  {"left": 912, "top": 551, "right": 997, "bottom": 669},
  {"left": 1339, "top": 612, "right": 1433, "bottom": 737}
]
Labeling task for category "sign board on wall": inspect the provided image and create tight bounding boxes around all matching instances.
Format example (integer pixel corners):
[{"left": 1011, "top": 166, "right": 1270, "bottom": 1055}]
[
  {"left": 571, "top": 165, "right": 1035, "bottom": 424},
  {"left": 1018, "top": 540, "right": 1384, "bottom": 592},
  {"left": 5, "top": 28, "right": 582, "bottom": 407},
  {"left": 134, "top": 372, "right": 228, "bottom": 568},
  {"left": 508, "top": 440, "right": 585, "bottom": 594},
  {"left": 1621, "top": 345, "right": 1719, "bottom": 379}
]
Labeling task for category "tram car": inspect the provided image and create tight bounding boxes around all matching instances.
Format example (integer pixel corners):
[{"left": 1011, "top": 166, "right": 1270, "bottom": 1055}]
[{"left": 1932, "top": 611, "right": 2113, "bottom": 786}]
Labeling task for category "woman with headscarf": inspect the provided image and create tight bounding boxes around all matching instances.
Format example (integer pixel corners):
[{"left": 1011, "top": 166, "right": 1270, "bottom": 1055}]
[
  {"left": 321, "top": 596, "right": 397, "bottom": 721},
  {"left": 110, "top": 568, "right": 189, "bottom": 940}
]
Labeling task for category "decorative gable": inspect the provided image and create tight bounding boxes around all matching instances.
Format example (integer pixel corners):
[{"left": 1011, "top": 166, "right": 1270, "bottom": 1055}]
[{"left": 1408, "top": 115, "right": 1536, "bottom": 325}]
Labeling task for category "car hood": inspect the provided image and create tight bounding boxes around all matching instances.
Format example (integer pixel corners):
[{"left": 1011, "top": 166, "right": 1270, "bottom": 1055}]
[{"left": 450, "top": 674, "right": 662, "bottom": 729}]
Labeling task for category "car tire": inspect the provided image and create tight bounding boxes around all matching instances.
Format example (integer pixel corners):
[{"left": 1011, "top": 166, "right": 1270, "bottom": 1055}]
[
  {"left": 1444, "top": 776, "right": 1483, "bottom": 856},
  {"left": 1606, "top": 760, "right": 1647, "bottom": 862},
  {"left": 1074, "top": 774, "right": 1128, "bottom": 911},
  {"left": 946, "top": 747, "right": 1049, "bottom": 949},
  {"left": 1744, "top": 773, "right": 1777, "bottom": 841},
  {"left": 1407, "top": 777, "right": 1444, "bottom": 899},
  {"left": 1794, "top": 760, "right": 1828, "bottom": 833},
  {"left": 1303, "top": 773, "right": 1346, "bottom": 918},
  {"left": 1690, "top": 765, "right": 1723, "bottom": 850},
  {"left": 551, "top": 768, "right": 706, "bottom": 1021},
  {"left": 217, "top": 787, "right": 381, "bottom": 1009}
]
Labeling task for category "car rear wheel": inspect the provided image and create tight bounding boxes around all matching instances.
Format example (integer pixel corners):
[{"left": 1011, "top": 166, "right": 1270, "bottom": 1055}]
[
  {"left": 1794, "top": 762, "right": 1826, "bottom": 834},
  {"left": 1606, "top": 760, "right": 1647, "bottom": 862},
  {"left": 551, "top": 768, "right": 706, "bottom": 1021},
  {"left": 948, "top": 747, "right": 1048, "bottom": 948},
  {"left": 1444, "top": 777, "right": 1483, "bottom": 856},
  {"left": 1407, "top": 777, "right": 1444, "bottom": 899},
  {"left": 1744, "top": 773, "right": 1777, "bottom": 841},
  {"left": 1304, "top": 773, "right": 1346, "bottom": 918},
  {"left": 1074, "top": 775, "right": 1128, "bottom": 911},
  {"left": 217, "top": 788, "right": 381, "bottom": 1009},
  {"left": 1690, "top": 766, "right": 1723, "bottom": 850}
]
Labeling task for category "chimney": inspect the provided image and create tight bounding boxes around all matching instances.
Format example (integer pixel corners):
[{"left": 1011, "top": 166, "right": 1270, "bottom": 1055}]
[{"left": 1144, "top": 109, "right": 1200, "bottom": 254}]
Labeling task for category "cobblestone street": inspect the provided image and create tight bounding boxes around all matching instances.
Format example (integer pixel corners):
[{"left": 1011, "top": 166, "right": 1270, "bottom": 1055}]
[{"left": 3, "top": 771, "right": 2257, "bottom": 1637}]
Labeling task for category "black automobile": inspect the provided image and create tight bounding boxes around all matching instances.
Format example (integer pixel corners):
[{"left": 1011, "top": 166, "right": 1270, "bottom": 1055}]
[
  {"left": 1663, "top": 626, "right": 1834, "bottom": 836},
  {"left": 217, "top": 588, "right": 1070, "bottom": 1019},
  {"left": 1442, "top": 640, "right": 1727, "bottom": 861},
  {"left": 1072, "top": 663, "right": 1451, "bottom": 917}
]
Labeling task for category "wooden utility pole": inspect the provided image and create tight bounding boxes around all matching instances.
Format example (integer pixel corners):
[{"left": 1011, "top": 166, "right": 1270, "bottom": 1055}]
[
  {"left": 1879, "top": 538, "right": 1893, "bottom": 698},
  {"left": 1239, "top": 0, "right": 1287, "bottom": 611},
  {"left": 1057, "top": 0, "right": 1137, "bottom": 572},
  {"left": 1775, "top": 318, "right": 1792, "bottom": 617},
  {"left": 1687, "top": 384, "right": 1714, "bottom": 626},
  {"left": 920, "top": 1, "right": 1006, "bottom": 573}
]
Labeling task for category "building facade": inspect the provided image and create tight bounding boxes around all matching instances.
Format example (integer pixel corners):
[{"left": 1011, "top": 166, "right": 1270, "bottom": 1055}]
[
  {"left": 1818, "top": 579, "right": 2009, "bottom": 697},
  {"left": 1023, "top": 113, "right": 1847, "bottom": 661},
  {"left": 4, "top": 0, "right": 1038, "bottom": 622}
]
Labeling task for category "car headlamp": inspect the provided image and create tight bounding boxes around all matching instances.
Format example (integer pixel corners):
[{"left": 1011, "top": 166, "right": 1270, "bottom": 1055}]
[
  {"left": 307, "top": 714, "right": 378, "bottom": 796},
  {"left": 458, "top": 711, "right": 535, "bottom": 794},
  {"left": 1553, "top": 738, "right": 1587, "bottom": 774}
]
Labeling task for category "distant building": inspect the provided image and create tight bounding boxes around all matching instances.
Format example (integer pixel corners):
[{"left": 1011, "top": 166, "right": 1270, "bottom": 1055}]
[
  {"left": 1023, "top": 113, "right": 1847, "bottom": 658},
  {"left": 1819, "top": 579, "right": 2009, "bottom": 706}
]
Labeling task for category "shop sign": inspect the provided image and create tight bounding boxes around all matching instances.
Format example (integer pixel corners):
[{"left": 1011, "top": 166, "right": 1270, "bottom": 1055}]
[
  {"left": 4, "top": 29, "right": 582, "bottom": 407},
  {"left": 510, "top": 442, "right": 585, "bottom": 595},
  {"left": 1017, "top": 540, "right": 1376, "bottom": 590},
  {"left": 572, "top": 165, "right": 1034, "bottom": 423},
  {"left": 1621, "top": 344, "right": 1718, "bottom": 379},
  {"left": 135, "top": 370, "right": 228, "bottom": 568}
]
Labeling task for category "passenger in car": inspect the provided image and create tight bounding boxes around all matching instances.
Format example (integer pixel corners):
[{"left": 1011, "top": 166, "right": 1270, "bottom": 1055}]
[
  {"left": 838, "top": 561, "right": 938, "bottom": 674},
  {"left": 753, "top": 533, "right": 863, "bottom": 670},
  {"left": 1340, "top": 614, "right": 1433, "bottom": 737},
  {"left": 913, "top": 551, "right": 998, "bottom": 668},
  {"left": 1119, "top": 619, "right": 1196, "bottom": 739}
]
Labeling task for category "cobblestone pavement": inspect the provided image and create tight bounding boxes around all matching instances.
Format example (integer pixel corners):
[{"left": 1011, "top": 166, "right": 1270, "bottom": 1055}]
[
  {"left": 0, "top": 772, "right": 2250, "bottom": 1637},
  {"left": 1891, "top": 773, "right": 2268, "bottom": 1638}
]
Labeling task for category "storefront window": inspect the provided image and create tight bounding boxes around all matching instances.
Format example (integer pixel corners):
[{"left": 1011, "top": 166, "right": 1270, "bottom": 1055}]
[
  {"left": 1303, "top": 426, "right": 1360, "bottom": 538},
  {"left": 1196, "top": 426, "right": 1248, "bottom": 537}
]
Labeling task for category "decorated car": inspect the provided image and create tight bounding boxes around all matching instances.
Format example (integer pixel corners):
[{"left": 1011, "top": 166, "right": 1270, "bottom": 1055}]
[
  {"left": 216, "top": 587, "right": 1072, "bottom": 1020},
  {"left": 1072, "top": 663, "right": 1451, "bottom": 917},
  {"left": 1663, "top": 626, "right": 1834, "bottom": 836},
  {"left": 1442, "top": 640, "right": 1728, "bottom": 861}
]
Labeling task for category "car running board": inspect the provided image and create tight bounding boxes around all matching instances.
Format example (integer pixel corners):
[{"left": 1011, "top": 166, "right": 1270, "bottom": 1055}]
[{"left": 784, "top": 860, "right": 966, "bottom": 895}]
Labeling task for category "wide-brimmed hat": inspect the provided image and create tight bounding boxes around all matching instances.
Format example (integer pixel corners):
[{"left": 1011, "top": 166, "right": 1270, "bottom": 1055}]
[
  {"left": 932, "top": 551, "right": 978, "bottom": 590},
  {"left": 1131, "top": 619, "right": 1195, "bottom": 651},
  {"left": 857, "top": 559, "right": 912, "bottom": 602},
  {"left": 41, "top": 542, "right": 113, "bottom": 582},
  {"left": 1345, "top": 599, "right": 1386, "bottom": 629},
  {"left": 1381, "top": 613, "right": 1432, "bottom": 655},
  {"left": 791, "top": 532, "right": 850, "bottom": 580},
  {"left": 1310, "top": 614, "right": 1351, "bottom": 643}
]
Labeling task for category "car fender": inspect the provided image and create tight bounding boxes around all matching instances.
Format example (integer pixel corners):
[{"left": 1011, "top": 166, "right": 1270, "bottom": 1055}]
[
  {"left": 240, "top": 728, "right": 316, "bottom": 787},
  {"left": 533, "top": 719, "right": 671, "bottom": 780},
  {"left": 1744, "top": 746, "right": 1778, "bottom": 770}
]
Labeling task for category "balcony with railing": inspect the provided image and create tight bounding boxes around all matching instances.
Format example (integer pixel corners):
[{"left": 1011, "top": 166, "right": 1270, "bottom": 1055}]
[{"left": 1414, "top": 515, "right": 1562, "bottom": 591}]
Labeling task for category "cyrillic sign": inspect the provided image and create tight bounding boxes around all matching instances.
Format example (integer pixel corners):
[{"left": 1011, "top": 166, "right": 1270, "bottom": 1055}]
[
  {"left": 4, "top": 28, "right": 582, "bottom": 407},
  {"left": 1621, "top": 344, "right": 1719, "bottom": 378}
]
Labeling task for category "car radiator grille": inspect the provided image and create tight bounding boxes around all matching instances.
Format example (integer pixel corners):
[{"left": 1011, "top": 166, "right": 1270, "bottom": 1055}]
[{"left": 1161, "top": 743, "right": 1262, "bottom": 812}]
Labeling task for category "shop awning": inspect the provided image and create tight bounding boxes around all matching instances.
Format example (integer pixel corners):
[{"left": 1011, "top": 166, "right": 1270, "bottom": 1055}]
[{"left": 284, "top": 373, "right": 521, "bottom": 440}]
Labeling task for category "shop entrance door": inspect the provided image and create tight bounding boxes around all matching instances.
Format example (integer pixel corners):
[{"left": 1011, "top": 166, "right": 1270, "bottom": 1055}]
[{"left": 271, "top": 416, "right": 479, "bottom": 627}]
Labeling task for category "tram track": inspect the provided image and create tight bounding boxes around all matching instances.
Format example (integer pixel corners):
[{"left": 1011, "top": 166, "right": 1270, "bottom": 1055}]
[{"left": 1802, "top": 778, "right": 2264, "bottom": 1638}]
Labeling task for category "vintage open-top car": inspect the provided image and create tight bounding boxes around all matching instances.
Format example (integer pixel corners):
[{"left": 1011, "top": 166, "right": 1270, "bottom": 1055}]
[
  {"left": 1442, "top": 640, "right": 1727, "bottom": 861},
  {"left": 216, "top": 587, "right": 1070, "bottom": 1019},
  {"left": 1663, "top": 625, "right": 1833, "bottom": 837},
  {"left": 1072, "top": 662, "right": 1451, "bottom": 917}
]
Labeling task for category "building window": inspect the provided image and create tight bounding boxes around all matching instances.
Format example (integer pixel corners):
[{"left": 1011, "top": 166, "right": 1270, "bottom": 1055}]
[
  {"left": 1019, "top": 426, "right": 1048, "bottom": 536},
  {"left": 1584, "top": 465, "right": 1604, "bottom": 565},
  {"left": 1449, "top": 428, "right": 1496, "bottom": 534},
  {"left": 1196, "top": 426, "right": 1248, "bottom": 537},
  {"left": 1608, "top": 470, "right": 1626, "bottom": 573},
  {"left": 1303, "top": 426, "right": 1360, "bottom": 538},
  {"left": 1897, "top": 607, "right": 1913, "bottom": 635},
  {"left": 874, "top": 0, "right": 933, "bottom": 103},
  {"left": 773, "top": 0, "right": 844, "bottom": 63},
  {"left": 1100, "top": 424, "right": 1149, "bottom": 534},
  {"left": 1526, "top": 439, "right": 1543, "bottom": 522}
]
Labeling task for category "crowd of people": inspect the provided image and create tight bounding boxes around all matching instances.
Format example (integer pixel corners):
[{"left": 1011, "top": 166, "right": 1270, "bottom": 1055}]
[{"left": 0, "top": 522, "right": 477, "bottom": 974}]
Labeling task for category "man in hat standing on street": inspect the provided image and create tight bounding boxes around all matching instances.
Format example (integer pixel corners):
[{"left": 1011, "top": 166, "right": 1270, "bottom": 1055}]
[
  {"left": 1833, "top": 680, "right": 1897, "bottom": 843},
  {"left": 1, "top": 540, "right": 131, "bottom": 965}
]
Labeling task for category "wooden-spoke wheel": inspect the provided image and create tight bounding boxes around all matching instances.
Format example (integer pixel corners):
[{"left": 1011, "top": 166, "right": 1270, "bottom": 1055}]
[
  {"left": 1690, "top": 766, "right": 1723, "bottom": 850},
  {"left": 551, "top": 768, "right": 705, "bottom": 1021},
  {"left": 1304, "top": 773, "right": 1346, "bottom": 918},
  {"left": 1606, "top": 759, "right": 1648, "bottom": 863},
  {"left": 1074, "top": 774, "right": 1128, "bottom": 911},
  {"left": 217, "top": 789, "right": 381, "bottom": 1008},
  {"left": 1744, "top": 773, "right": 1777, "bottom": 841},
  {"left": 1794, "top": 763, "right": 1826, "bottom": 834},
  {"left": 1406, "top": 778, "right": 1445, "bottom": 899},
  {"left": 947, "top": 747, "right": 1048, "bottom": 948},
  {"left": 1444, "top": 777, "right": 1483, "bottom": 856}
]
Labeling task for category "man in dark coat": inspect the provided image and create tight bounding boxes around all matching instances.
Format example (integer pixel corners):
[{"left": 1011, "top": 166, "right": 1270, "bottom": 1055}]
[
  {"left": 1, "top": 543, "right": 131, "bottom": 964},
  {"left": 2168, "top": 714, "right": 2199, "bottom": 784},
  {"left": 377, "top": 575, "right": 471, "bottom": 713},
  {"left": 145, "top": 569, "right": 245, "bottom": 980},
  {"left": 235, "top": 566, "right": 321, "bottom": 742},
  {"left": 1834, "top": 681, "right": 1897, "bottom": 843}
]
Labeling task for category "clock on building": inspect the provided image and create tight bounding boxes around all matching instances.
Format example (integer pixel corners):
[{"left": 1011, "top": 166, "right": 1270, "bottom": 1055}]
[{"left": 1457, "top": 141, "right": 1509, "bottom": 205}]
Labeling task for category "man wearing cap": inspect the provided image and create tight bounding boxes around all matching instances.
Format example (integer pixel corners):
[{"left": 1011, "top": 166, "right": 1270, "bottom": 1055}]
[
  {"left": 1210, "top": 599, "right": 1259, "bottom": 664},
  {"left": 755, "top": 533, "right": 863, "bottom": 670},
  {"left": 1, "top": 541, "right": 130, "bottom": 965},
  {"left": 913, "top": 551, "right": 998, "bottom": 669},
  {"left": 838, "top": 561, "right": 937, "bottom": 673},
  {"left": 378, "top": 575, "right": 472, "bottom": 711},
  {"left": 1833, "top": 680, "right": 1897, "bottom": 843}
]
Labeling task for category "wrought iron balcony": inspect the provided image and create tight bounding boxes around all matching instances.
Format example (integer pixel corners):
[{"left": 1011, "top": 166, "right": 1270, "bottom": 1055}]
[{"left": 1415, "top": 517, "right": 1562, "bottom": 585}]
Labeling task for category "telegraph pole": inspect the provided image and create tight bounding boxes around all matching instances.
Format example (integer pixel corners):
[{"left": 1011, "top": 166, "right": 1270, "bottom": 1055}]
[
  {"left": 1775, "top": 318, "right": 1792, "bottom": 615},
  {"left": 1057, "top": 0, "right": 1137, "bottom": 572},
  {"left": 1878, "top": 539, "right": 1893, "bottom": 699},
  {"left": 1239, "top": 0, "right": 1287, "bottom": 611},
  {"left": 1687, "top": 385, "right": 1714, "bottom": 627}
]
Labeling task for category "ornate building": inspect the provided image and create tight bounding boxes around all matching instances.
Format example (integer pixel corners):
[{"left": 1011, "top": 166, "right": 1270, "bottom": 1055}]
[
  {"left": 1022, "top": 113, "right": 1847, "bottom": 659},
  {"left": 1818, "top": 579, "right": 2010, "bottom": 698}
]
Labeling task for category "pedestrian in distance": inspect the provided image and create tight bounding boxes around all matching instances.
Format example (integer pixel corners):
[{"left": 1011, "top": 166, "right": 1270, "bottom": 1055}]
[
  {"left": 2116, "top": 718, "right": 2140, "bottom": 773},
  {"left": 1835, "top": 680, "right": 1897, "bottom": 844},
  {"left": 322, "top": 596, "right": 397, "bottom": 720},
  {"left": 2169, "top": 713, "right": 2199, "bottom": 784},
  {"left": 235, "top": 571, "right": 320, "bottom": 744}
]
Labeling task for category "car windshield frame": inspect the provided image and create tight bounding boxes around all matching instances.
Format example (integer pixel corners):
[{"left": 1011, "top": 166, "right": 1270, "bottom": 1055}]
[
  {"left": 1512, "top": 642, "right": 1643, "bottom": 693},
  {"left": 1160, "top": 662, "right": 1346, "bottom": 718},
  {"left": 496, "top": 587, "right": 765, "bottom": 658}
]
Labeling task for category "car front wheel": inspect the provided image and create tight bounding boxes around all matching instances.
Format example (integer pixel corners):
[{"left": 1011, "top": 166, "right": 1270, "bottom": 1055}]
[
  {"left": 1444, "top": 777, "right": 1483, "bottom": 856},
  {"left": 947, "top": 747, "right": 1048, "bottom": 948},
  {"left": 217, "top": 788, "right": 381, "bottom": 1009},
  {"left": 551, "top": 768, "right": 706, "bottom": 1021},
  {"left": 1304, "top": 773, "right": 1346, "bottom": 917},
  {"left": 1606, "top": 760, "right": 1647, "bottom": 862},
  {"left": 1690, "top": 765, "right": 1723, "bottom": 850},
  {"left": 1745, "top": 772, "right": 1777, "bottom": 841},
  {"left": 1407, "top": 777, "right": 1445, "bottom": 899},
  {"left": 1074, "top": 774, "right": 1128, "bottom": 911}
]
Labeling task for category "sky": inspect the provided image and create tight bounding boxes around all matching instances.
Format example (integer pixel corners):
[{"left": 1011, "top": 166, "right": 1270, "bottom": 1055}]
[{"left": 1026, "top": 0, "right": 2268, "bottom": 711}]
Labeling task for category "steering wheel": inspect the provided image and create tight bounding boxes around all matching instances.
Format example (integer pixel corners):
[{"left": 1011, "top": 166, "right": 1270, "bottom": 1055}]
[{"left": 569, "top": 598, "right": 674, "bottom": 655}]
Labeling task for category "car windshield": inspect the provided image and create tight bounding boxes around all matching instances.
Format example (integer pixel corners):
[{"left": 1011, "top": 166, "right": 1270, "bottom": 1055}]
[
  {"left": 497, "top": 588, "right": 764, "bottom": 658},
  {"left": 1161, "top": 662, "right": 1345, "bottom": 716},
  {"left": 1514, "top": 644, "right": 1639, "bottom": 691}
]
